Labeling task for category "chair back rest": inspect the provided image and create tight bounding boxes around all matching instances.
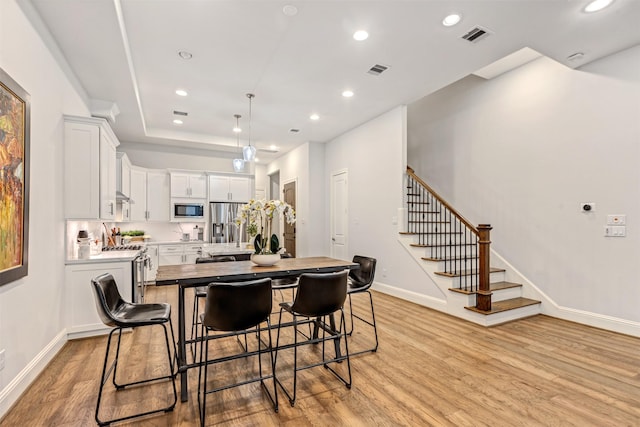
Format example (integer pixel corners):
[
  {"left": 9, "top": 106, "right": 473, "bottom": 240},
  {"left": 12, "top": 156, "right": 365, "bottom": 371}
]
[
  {"left": 196, "top": 255, "right": 236, "bottom": 264},
  {"left": 202, "top": 278, "right": 272, "bottom": 331},
  {"left": 349, "top": 255, "right": 377, "bottom": 289},
  {"left": 291, "top": 270, "right": 348, "bottom": 317},
  {"left": 91, "top": 273, "right": 125, "bottom": 327}
]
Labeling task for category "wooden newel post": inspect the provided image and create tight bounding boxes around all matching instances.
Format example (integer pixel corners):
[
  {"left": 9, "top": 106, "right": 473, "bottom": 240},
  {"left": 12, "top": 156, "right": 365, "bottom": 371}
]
[{"left": 476, "top": 224, "right": 492, "bottom": 311}]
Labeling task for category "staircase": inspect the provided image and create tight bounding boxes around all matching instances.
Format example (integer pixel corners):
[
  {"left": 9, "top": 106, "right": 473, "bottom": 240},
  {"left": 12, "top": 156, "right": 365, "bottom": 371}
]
[{"left": 402, "top": 166, "right": 540, "bottom": 326}]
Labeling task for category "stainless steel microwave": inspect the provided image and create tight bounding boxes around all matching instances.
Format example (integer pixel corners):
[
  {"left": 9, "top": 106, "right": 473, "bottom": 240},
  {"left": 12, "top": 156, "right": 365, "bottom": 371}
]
[{"left": 173, "top": 202, "right": 204, "bottom": 219}]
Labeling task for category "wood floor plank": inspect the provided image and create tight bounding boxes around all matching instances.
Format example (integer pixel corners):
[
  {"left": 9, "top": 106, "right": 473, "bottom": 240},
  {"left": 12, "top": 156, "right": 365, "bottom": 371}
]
[{"left": 1, "top": 286, "right": 639, "bottom": 426}]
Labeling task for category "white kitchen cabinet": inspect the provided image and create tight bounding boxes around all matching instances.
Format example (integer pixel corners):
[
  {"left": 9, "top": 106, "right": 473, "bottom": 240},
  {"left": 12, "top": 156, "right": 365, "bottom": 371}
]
[
  {"left": 158, "top": 243, "right": 203, "bottom": 266},
  {"left": 129, "top": 167, "right": 171, "bottom": 222},
  {"left": 208, "top": 175, "right": 251, "bottom": 202},
  {"left": 171, "top": 172, "right": 207, "bottom": 199},
  {"left": 65, "top": 261, "right": 131, "bottom": 338},
  {"left": 64, "top": 116, "right": 119, "bottom": 220}
]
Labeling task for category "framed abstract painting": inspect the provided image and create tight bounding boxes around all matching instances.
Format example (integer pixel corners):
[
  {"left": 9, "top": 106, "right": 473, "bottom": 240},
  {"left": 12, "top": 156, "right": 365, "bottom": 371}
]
[{"left": 0, "top": 67, "right": 30, "bottom": 286}]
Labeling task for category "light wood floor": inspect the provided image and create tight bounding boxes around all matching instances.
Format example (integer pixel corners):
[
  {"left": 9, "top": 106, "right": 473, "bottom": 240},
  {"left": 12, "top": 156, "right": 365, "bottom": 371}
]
[{"left": 2, "top": 285, "right": 639, "bottom": 426}]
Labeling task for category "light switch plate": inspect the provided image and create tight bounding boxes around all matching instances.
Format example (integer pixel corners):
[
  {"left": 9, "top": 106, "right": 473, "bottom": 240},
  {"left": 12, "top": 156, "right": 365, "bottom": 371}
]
[{"left": 604, "top": 226, "right": 626, "bottom": 237}]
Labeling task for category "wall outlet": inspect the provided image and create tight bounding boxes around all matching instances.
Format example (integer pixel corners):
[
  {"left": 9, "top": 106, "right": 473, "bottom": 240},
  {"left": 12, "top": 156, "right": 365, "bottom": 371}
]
[{"left": 0, "top": 349, "right": 5, "bottom": 371}]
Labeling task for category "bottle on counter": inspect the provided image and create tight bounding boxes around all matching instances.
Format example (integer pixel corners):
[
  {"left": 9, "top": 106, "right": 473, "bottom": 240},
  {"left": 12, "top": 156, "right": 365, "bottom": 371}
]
[{"left": 115, "top": 227, "right": 122, "bottom": 246}]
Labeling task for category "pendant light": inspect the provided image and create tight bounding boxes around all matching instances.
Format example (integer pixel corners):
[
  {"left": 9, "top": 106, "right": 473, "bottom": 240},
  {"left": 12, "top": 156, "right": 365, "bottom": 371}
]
[
  {"left": 242, "top": 93, "right": 257, "bottom": 162},
  {"left": 232, "top": 114, "right": 245, "bottom": 172}
]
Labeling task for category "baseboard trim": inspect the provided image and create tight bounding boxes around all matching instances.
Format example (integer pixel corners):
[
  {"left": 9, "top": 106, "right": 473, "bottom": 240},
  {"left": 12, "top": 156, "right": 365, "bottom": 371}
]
[
  {"left": 0, "top": 329, "right": 68, "bottom": 419},
  {"left": 373, "top": 282, "right": 447, "bottom": 310},
  {"left": 546, "top": 305, "right": 640, "bottom": 338}
]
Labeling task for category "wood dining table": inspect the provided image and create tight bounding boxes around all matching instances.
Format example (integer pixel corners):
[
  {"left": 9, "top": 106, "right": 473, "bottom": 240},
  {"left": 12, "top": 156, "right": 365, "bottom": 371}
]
[{"left": 155, "top": 256, "right": 358, "bottom": 402}]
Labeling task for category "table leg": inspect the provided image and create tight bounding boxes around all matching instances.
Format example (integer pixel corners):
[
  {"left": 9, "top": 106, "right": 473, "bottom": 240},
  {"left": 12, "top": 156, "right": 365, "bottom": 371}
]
[{"left": 178, "top": 285, "right": 188, "bottom": 402}]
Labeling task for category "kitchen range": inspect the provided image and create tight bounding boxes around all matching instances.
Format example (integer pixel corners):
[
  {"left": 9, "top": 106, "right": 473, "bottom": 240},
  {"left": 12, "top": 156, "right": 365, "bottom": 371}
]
[{"left": 101, "top": 244, "right": 150, "bottom": 303}]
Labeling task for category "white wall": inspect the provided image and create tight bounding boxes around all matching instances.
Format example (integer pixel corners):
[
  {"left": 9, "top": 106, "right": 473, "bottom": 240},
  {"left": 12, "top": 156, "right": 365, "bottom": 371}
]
[
  {"left": 408, "top": 45, "right": 640, "bottom": 323},
  {"left": 324, "top": 107, "right": 439, "bottom": 297},
  {"left": 0, "top": 0, "right": 90, "bottom": 415},
  {"left": 262, "top": 142, "right": 326, "bottom": 257}
]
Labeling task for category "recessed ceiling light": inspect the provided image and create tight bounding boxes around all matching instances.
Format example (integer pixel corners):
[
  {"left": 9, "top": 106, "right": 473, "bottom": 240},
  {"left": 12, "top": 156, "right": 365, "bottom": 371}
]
[
  {"left": 175, "top": 89, "right": 188, "bottom": 97},
  {"left": 178, "top": 50, "right": 193, "bottom": 60},
  {"left": 173, "top": 119, "right": 183, "bottom": 125},
  {"left": 584, "top": 0, "right": 613, "bottom": 12},
  {"left": 442, "top": 13, "right": 462, "bottom": 26},
  {"left": 342, "top": 90, "right": 354, "bottom": 98},
  {"left": 310, "top": 114, "right": 320, "bottom": 120},
  {"left": 270, "top": 145, "right": 277, "bottom": 151},
  {"left": 353, "top": 30, "right": 369, "bottom": 41},
  {"left": 254, "top": 157, "right": 260, "bottom": 163}
]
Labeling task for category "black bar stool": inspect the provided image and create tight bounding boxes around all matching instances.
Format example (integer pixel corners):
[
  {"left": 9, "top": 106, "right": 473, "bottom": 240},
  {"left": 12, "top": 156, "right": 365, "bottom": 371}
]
[
  {"left": 190, "top": 255, "right": 237, "bottom": 358},
  {"left": 198, "top": 278, "right": 278, "bottom": 426},
  {"left": 274, "top": 270, "right": 352, "bottom": 406},
  {"left": 91, "top": 273, "right": 177, "bottom": 426},
  {"left": 346, "top": 255, "right": 379, "bottom": 355}
]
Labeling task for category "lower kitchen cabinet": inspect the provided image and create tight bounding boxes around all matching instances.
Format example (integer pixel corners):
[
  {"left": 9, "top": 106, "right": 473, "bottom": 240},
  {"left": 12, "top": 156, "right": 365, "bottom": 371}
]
[
  {"left": 158, "top": 243, "right": 203, "bottom": 266},
  {"left": 65, "top": 261, "right": 132, "bottom": 338}
]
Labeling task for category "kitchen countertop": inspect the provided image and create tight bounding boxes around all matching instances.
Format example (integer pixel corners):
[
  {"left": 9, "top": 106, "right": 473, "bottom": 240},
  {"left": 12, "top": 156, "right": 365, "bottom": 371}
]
[{"left": 65, "top": 249, "right": 142, "bottom": 265}]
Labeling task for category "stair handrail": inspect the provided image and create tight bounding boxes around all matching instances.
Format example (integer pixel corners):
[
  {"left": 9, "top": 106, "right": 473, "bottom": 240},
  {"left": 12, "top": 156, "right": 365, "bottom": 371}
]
[
  {"left": 406, "top": 166, "right": 492, "bottom": 310},
  {"left": 407, "top": 166, "right": 478, "bottom": 235}
]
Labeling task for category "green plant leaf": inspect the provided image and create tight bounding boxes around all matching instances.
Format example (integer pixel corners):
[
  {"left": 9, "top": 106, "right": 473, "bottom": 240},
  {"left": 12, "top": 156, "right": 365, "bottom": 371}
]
[
  {"left": 254, "top": 233, "right": 263, "bottom": 254},
  {"left": 270, "top": 234, "right": 279, "bottom": 253}
]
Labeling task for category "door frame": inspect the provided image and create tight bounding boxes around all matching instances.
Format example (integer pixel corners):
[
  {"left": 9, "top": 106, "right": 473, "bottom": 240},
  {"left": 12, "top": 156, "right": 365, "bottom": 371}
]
[
  {"left": 330, "top": 169, "right": 348, "bottom": 259},
  {"left": 282, "top": 177, "right": 297, "bottom": 256}
]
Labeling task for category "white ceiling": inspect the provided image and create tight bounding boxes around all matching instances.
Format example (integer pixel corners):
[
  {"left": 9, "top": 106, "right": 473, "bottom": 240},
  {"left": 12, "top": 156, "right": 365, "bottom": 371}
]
[{"left": 23, "top": 0, "right": 640, "bottom": 162}]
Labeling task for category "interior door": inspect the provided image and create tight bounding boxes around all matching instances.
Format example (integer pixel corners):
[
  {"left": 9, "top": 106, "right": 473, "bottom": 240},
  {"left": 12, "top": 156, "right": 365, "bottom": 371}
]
[
  {"left": 330, "top": 170, "right": 348, "bottom": 260},
  {"left": 283, "top": 181, "right": 296, "bottom": 257}
]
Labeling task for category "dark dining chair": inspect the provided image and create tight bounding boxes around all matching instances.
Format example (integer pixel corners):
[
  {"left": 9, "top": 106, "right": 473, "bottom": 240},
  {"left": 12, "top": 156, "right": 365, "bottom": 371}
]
[
  {"left": 198, "top": 278, "right": 278, "bottom": 426},
  {"left": 190, "top": 255, "right": 237, "bottom": 358},
  {"left": 347, "top": 255, "right": 379, "bottom": 355},
  {"left": 91, "top": 273, "right": 177, "bottom": 426},
  {"left": 274, "top": 270, "right": 351, "bottom": 406}
]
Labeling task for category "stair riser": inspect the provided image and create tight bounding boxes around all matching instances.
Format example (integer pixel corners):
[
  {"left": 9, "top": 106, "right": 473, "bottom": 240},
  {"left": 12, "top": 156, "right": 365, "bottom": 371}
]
[
  {"left": 448, "top": 271, "right": 506, "bottom": 287},
  {"left": 428, "top": 258, "right": 480, "bottom": 272},
  {"left": 490, "top": 286, "right": 523, "bottom": 302},
  {"left": 407, "top": 223, "right": 470, "bottom": 234},
  {"left": 421, "top": 246, "right": 478, "bottom": 259}
]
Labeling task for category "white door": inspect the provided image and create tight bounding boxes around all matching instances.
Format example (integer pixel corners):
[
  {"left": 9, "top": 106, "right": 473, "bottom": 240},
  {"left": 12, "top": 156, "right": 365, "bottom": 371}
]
[{"left": 330, "top": 170, "right": 348, "bottom": 260}]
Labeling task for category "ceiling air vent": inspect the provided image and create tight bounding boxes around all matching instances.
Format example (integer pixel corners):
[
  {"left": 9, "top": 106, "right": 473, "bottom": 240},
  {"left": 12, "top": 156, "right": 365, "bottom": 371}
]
[
  {"left": 289, "top": 128, "right": 300, "bottom": 133},
  {"left": 368, "top": 64, "right": 389, "bottom": 76},
  {"left": 461, "top": 26, "right": 491, "bottom": 43},
  {"left": 173, "top": 110, "right": 188, "bottom": 116}
]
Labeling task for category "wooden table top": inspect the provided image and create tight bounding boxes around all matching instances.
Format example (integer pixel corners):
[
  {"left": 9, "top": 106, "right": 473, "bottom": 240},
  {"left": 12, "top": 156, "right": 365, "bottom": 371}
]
[{"left": 155, "top": 256, "right": 357, "bottom": 287}]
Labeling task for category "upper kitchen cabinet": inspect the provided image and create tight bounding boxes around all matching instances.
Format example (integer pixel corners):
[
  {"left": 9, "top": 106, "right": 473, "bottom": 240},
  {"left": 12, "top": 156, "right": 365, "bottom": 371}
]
[
  {"left": 64, "top": 116, "right": 118, "bottom": 220},
  {"left": 208, "top": 175, "right": 251, "bottom": 202},
  {"left": 130, "top": 167, "right": 171, "bottom": 222},
  {"left": 170, "top": 172, "right": 207, "bottom": 199}
]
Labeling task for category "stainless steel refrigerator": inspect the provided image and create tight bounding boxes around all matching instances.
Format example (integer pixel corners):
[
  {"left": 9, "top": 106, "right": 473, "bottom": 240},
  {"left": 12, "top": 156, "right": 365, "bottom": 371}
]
[{"left": 210, "top": 202, "right": 245, "bottom": 244}]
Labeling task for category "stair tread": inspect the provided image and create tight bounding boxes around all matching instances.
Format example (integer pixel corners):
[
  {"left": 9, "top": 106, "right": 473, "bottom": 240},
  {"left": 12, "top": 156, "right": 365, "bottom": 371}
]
[
  {"left": 435, "top": 267, "right": 504, "bottom": 277},
  {"left": 490, "top": 281, "right": 523, "bottom": 291},
  {"left": 410, "top": 243, "right": 476, "bottom": 248},
  {"left": 402, "top": 231, "right": 463, "bottom": 236},
  {"left": 447, "top": 281, "right": 522, "bottom": 295},
  {"left": 464, "top": 297, "right": 541, "bottom": 315},
  {"left": 422, "top": 255, "right": 479, "bottom": 261}
]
